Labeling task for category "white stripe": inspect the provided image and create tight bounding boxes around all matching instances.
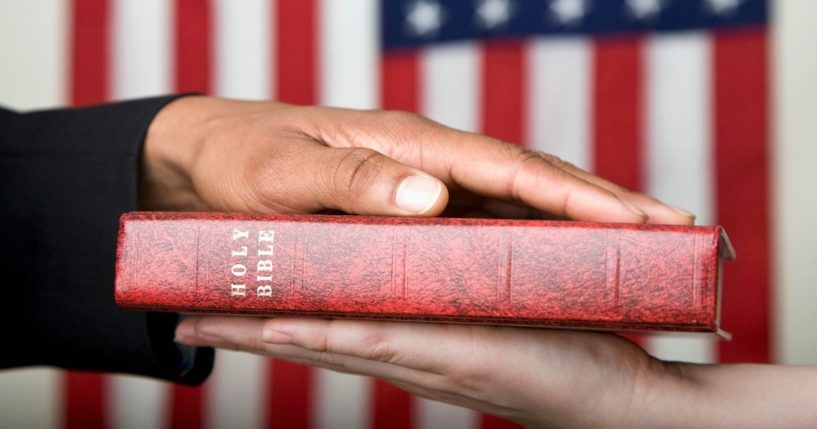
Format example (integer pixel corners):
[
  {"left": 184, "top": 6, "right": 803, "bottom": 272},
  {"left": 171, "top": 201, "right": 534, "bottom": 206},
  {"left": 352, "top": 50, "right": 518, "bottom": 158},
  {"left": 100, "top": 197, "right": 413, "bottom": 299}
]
[
  {"left": 0, "top": 2, "right": 66, "bottom": 427},
  {"left": 0, "top": 0, "right": 67, "bottom": 110},
  {"left": 320, "top": 0, "right": 378, "bottom": 109},
  {"left": 109, "top": 376, "right": 168, "bottom": 429},
  {"left": 111, "top": 0, "right": 171, "bottom": 99},
  {"left": 0, "top": 3, "right": 64, "bottom": 429},
  {"left": 312, "top": 3, "right": 377, "bottom": 427},
  {"left": 773, "top": 0, "right": 817, "bottom": 364},
  {"left": 417, "top": 399, "right": 478, "bottom": 429},
  {"left": 313, "top": 371, "right": 370, "bottom": 429},
  {"left": 213, "top": 0, "right": 272, "bottom": 100},
  {"left": 527, "top": 37, "right": 592, "bottom": 170},
  {"left": 414, "top": 41, "right": 480, "bottom": 429},
  {"left": 643, "top": 33, "right": 715, "bottom": 363},
  {"left": 109, "top": 2, "right": 174, "bottom": 424},
  {"left": 207, "top": 350, "right": 267, "bottom": 429},
  {"left": 421, "top": 43, "right": 481, "bottom": 133},
  {"left": 0, "top": 369, "right": 60, "bottom": 429}
]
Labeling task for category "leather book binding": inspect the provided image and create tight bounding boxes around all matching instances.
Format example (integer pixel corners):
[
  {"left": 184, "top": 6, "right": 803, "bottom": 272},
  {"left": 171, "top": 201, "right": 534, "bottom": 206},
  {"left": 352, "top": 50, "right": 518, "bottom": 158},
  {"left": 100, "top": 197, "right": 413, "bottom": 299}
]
[{"left": 115, "top": 212, "right": 735, "bottom": 333}]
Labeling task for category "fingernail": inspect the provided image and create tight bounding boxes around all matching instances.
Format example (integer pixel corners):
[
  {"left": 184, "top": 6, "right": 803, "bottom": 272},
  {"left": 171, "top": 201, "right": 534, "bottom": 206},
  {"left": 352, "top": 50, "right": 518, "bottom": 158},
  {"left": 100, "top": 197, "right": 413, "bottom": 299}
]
[
  {"left": 395, "top": 175, "right": 442, "bottom": 214},
  {"left": 670, "top": 205, "right": 696, "bottom": 220},
  {"left": 262, "top": 328, "right": 293, "bottom": 345},
  {"left": 174, "top": 320, "right": 198, "bottom": 344}
]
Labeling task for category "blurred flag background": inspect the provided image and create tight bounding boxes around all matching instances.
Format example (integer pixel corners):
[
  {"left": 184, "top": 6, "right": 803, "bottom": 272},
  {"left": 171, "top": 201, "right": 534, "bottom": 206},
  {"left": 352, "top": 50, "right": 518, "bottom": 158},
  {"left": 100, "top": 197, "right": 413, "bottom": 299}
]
[{"left": 1, "top": 0, "right": 816, "bottom": 428}]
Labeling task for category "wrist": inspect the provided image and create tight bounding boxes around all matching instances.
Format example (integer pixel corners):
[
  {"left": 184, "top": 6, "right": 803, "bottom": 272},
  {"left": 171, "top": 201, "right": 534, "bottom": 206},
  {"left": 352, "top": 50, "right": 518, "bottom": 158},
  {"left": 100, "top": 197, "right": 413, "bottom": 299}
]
[
  {"left": 609, "top": 360, "right": 702, "bottom": 429},
  {"left": 140, "top": 95, "right": 209, "bottom": 210}
]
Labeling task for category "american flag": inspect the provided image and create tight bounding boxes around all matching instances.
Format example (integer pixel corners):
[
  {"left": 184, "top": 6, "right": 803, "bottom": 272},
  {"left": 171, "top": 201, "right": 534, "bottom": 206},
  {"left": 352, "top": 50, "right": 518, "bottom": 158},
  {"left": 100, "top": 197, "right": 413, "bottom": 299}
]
[{"left": 2, "top": 0, "right": 816, "bottom": 428}]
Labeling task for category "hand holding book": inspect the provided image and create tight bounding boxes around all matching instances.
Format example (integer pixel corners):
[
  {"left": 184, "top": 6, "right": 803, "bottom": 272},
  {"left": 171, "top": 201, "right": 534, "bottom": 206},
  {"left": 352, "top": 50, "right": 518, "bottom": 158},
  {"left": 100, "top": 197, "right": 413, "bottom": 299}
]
[{"left": 176, "top": 316, "right": 817, "bottom": 428}]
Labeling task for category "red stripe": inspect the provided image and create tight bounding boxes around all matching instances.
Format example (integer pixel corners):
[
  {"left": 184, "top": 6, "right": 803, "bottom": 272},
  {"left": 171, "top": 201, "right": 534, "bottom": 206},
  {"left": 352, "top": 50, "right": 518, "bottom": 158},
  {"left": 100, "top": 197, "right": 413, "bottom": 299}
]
[
  {"left": 372, "top": 50, "right": 421, "bottom": 429},
  {"left": 592, "top": 37, "right": 643, "bottom": 191},
  {"left": 275, "top": 0, "right": 318, "bottom": 104},
  {"left": 481, "top": 41, "right": 527, "bottom": 146},
  {"left": 482, "top": 414, "right": 523, "bottom": 429},
  {"left": 479, "top": 41, "right": 526, "bottom": 429},
  {"left": 169, "top": 385, "right": 205, "bottom": 429},
  {"left": 592, "top": 37, "right": 646, "bottom": 350},
  {"left": 381, "top": 50, "right": 420, "bottom": 112},
  {"left": 70, "top": 0, "right": 108, "bottom": 106},
  {"left": 371, "top": 382, "right": 413, "bottom": 429},
  {"left": 714, "top": 29, "right": 770, "bottom": 363},
  {"left": 66, "top": 1, "right": 110, "bottom": 427},
  {"left": 174, "top": 0, "right": 211, "bottom": 93},
  {"left": 64, "top": 372, "right": 107, "bottom": 429},
  {"left": 267, "top": 1, "right": 318, "bottom": 427},
  {"left": 267, "top": 360, "right": 313, "bottom": 429}
]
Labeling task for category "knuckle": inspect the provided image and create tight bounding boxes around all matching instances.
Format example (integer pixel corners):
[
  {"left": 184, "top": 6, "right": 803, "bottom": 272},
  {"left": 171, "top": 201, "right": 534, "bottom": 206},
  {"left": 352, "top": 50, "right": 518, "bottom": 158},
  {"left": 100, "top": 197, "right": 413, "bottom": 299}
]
[
  {"left": 316, "top": 320, "right": 347, "bottom": 355},
  {"left": 314, "top": 351, "right": 345, "bottom": 368},
  {"left": 445, "top": 366, "right": 490, "bottom": 398},
  {"left": 378, "top": 111, "right": 431, "bottom": 159},
  {"left": 329, "top": 148, "right": 385, "bottom": 197},
  {"left": 241, "top": 146, "right": 301, "bottom": 211},
  {"left": 380, "top": 110, "right": 428, "bottom": 127},
  {"left": 505, "top": 148, "right": 546, "bottom": 202},
  {"left": 358, "top": 327, "right": 399, "bottom": 364},
  {"left": 537, "top": 151, "right": 570, "bottom": 169}
]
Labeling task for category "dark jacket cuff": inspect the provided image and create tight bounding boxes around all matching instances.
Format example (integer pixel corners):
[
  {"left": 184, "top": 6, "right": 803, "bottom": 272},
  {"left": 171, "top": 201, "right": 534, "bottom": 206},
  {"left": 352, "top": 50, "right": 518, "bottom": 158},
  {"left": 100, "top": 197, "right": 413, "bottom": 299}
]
[{"left": 0, "top": 95, "right": 213, "bottom": 385}]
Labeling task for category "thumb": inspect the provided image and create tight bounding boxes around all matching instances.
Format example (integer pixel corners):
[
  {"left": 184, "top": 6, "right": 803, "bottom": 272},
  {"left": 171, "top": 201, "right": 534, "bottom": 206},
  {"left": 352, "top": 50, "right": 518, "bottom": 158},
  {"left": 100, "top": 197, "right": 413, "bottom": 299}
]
[
  {"left": 269, "top": 146, "right": 448, "bottom": 216},
  {"left": 316, "top": 147, "right": 448, "bottom": 216}
]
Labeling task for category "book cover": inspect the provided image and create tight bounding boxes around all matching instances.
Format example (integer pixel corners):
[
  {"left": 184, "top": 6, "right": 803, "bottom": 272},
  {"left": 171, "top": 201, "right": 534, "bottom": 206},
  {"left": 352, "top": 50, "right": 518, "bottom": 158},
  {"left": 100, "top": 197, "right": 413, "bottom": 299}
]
[{"left": 115, "top": 212, "right": 735, "bottom": 333}]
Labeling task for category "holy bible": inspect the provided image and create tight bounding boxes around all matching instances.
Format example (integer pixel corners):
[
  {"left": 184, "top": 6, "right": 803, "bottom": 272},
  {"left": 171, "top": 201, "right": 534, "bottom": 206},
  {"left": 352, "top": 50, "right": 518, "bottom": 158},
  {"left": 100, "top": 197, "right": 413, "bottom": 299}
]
[{"left": 114, "top": 212, "right": 735, "bottom": 333}]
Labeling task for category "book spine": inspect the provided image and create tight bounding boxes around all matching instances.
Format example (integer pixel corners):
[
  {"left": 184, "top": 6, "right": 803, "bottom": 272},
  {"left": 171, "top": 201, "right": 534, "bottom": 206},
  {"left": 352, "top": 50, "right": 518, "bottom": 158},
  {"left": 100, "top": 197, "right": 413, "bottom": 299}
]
[{"left": 115, "top": 213, "right": 724, "bottom": 331}]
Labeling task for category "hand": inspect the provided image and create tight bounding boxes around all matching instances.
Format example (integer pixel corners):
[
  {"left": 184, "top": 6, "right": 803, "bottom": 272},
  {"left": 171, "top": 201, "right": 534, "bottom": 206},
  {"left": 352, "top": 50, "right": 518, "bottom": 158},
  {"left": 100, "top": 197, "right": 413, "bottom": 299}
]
[
  {"left": 140, "top": 95, "right": 693, "bottom": 224},
  {"left": 175, "top": 317, "right": 817, "bottom": 429},
  {"left": 175, "top": 318, "right": 657, "bottom": 428}
]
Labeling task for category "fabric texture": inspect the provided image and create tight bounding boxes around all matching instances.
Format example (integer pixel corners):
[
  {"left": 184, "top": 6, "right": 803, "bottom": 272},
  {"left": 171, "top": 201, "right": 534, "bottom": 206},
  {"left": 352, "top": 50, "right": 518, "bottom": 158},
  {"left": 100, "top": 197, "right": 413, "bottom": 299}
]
[{"left": 0, "top": 96, "right": 213, "bottom": 385}]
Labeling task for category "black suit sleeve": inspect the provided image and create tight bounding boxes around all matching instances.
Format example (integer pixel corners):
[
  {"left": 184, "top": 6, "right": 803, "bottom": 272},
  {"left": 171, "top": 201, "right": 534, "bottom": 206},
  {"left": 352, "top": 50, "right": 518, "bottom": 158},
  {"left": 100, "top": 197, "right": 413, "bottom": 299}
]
[{"left": 0, "top": 96, "right": 213, "bottom": 385}]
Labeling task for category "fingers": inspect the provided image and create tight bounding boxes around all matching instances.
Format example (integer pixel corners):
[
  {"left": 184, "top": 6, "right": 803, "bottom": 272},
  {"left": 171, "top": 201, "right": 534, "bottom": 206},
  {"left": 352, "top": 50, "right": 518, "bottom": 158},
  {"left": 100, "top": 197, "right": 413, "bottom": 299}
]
[
  {"left": 177, "top": 317, "right": 423, "bottom": 375},
  {"left": 175, "top": 317, "right": 524, "bottom": 411},
  {"left": 175, "top": 316, "right": 521, "bottom": 418},
  {"left": 311, "top": 110, "right": 650, "bottom": 223},
  {"left": 428, "top": 140, "right": 648, "bottom": 223},
  {"left": 547, "top": 156, "right": 695, "bottom": 225},
  {"left": 250, "top": 142, "right": 448, "bottom": 216},
  {"left": 177, "top": 316, "right": 471, "bottom": 375}
]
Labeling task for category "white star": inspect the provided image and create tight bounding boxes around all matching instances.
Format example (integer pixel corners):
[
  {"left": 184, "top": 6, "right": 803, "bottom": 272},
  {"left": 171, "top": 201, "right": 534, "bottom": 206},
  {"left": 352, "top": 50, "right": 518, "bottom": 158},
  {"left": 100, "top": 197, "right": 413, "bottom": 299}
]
[
  {"left": 476, "top": 0, "right": 513, "bottom": 30},
  {"left": 707, "top": 0, "right": 743, "bottom": 16},
  {"left": 405, "top": 0, "right": 445, "bottom": 37},
  {"left": 627, "top": 0, "right": 664, "bottom": 21},
  {"left": 549, "top": 0, "right": 588, "bottom": 26}
]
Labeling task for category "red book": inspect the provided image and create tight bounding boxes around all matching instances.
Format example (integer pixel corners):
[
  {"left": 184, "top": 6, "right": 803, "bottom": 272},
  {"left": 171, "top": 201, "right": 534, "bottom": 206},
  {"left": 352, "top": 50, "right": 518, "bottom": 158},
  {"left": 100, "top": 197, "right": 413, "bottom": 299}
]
[{"left": 115, "top": 212, "right": 734, "bottom": 333}]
